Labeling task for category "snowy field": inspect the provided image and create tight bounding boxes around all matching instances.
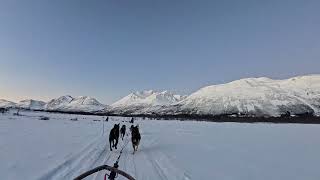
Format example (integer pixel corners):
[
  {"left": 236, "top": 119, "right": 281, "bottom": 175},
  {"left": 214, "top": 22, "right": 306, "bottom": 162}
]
[{"left": 1, "top": 110, "right": 320, "bottom": 180}]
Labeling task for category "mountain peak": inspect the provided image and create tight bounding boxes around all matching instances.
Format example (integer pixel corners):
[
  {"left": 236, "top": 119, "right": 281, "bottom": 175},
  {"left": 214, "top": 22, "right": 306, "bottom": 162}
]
[
  {"left": 111, "top": 90, "right": 184, "bottom": 108},
  {"left": 45, "top": 95, "right": 104, "bottom": 112}
]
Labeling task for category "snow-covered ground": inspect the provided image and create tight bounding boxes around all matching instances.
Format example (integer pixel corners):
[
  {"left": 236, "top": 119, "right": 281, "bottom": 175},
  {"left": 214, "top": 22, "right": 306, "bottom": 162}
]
[{"left": 1, "top": 110, "right": 320, "bottom": 180}]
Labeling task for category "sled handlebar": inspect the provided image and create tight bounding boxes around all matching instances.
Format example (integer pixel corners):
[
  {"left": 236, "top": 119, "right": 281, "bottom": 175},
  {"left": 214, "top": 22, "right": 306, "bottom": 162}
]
[{"left": 74, "top": 165, "right": 135, "bottom": 180}]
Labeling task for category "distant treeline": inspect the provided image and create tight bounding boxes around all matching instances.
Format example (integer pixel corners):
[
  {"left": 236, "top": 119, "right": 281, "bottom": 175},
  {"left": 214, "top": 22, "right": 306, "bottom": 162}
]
[
  {"left": 10, "top": 108, "right": 320, "bottom": 124},
  {"left": 105, "top": 113, "right": 320, "bottom": 124}
]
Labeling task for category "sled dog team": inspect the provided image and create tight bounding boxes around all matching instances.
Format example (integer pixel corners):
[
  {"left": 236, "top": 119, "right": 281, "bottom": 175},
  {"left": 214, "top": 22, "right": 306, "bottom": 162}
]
[{"left": 109, "top": 118, "right": 141, "bottom": 154}]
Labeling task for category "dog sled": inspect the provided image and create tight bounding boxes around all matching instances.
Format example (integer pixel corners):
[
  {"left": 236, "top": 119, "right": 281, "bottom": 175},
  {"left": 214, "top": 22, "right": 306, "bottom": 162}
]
[
  {"left": 76, "top": 120, "right": 140, "bottom": 180},
  {"left": 74, "top": 164, "right": 135, "bottom": 180}
]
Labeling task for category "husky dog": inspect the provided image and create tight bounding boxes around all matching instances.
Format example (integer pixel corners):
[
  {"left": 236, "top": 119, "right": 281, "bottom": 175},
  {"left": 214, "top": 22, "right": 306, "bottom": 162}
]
[
  {"left": 131, "top": 125, "right": 141, "bottom": 153},
  {"left": 109, "top": 124, "right": 120, "bottom": 151},
  {"left": 120, "top": 124, "right": 126, "bottom": 140}
]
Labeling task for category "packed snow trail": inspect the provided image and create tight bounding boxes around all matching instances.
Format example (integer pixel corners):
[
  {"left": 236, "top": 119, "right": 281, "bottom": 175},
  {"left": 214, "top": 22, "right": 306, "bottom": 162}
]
[
  {"left": 37, "top": 135, "right": 107, "bottom": 180},
  {"left": 36, "top": 122, "right": 190, "bottom": 180}
]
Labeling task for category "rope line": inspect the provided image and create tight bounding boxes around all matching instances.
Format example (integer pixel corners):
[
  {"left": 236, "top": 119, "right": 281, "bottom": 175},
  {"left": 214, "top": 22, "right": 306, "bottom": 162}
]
[{"left": 115, "top": 134, "right": 131, "bottom": 164}]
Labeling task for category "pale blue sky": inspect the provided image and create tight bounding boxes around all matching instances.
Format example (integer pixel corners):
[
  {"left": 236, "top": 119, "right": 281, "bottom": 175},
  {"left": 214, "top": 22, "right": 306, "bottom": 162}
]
[{"left": 0, "top": 0, "right": 319, "bottom": 104}]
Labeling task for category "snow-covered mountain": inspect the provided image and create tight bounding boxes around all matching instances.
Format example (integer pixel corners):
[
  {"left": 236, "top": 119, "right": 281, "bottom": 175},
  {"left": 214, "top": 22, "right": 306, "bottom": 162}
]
[
  {"left": 45, "top": 95, "right": 73, "bottom": 110},
  {"left": 0, "top": 99, "right": 17, "bottom": 108},
  {"left": 63, "top": 96, "right": 105, "bottom": 112},
  {"left": 18, "top": 99, "right": 46, "bottom": 110},
  {"left": 45, "top": 95, "right": 105, "bottom": 112},
  {"left": 152, "top": 75, "right": 320, "bottom": 117},
  {"left": 107, "top": 90, "right": 186, "bottom": 114},
  {"left": 1, "top": 74, "right": 319, "bottom": 117}
]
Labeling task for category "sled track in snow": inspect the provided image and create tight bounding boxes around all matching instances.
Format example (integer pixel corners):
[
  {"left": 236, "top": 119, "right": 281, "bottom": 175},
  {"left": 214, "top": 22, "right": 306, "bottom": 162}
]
[
  {"left": 92, "top": 148, "right": 118, "bottom": 180},
  {"left": 131, "top": 153, "right": 138, "bottom": 179},
  {"left": 138, "top": 137, "right": 191, "bottom": 180},
  {"left": 36, "top": 132, "right": 191, "bottom": 180},
  {"left": 37, "top": 136, "right": 108, "bottom": 180},
  {"left": 142, "top": 152, "right": 168, "bottom": 180}
]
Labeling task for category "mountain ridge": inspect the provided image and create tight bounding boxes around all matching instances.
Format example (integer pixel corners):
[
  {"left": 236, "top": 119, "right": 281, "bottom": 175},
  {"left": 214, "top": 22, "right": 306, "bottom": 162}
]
[{"left": 1, "top": 74, "right": 319, "bottom": 118}]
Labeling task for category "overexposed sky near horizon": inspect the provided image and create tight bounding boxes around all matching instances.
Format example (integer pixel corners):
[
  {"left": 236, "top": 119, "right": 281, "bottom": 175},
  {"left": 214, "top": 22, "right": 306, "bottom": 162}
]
[{"left": 0, "top": 0, "right": 319, "bottom": 104}]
